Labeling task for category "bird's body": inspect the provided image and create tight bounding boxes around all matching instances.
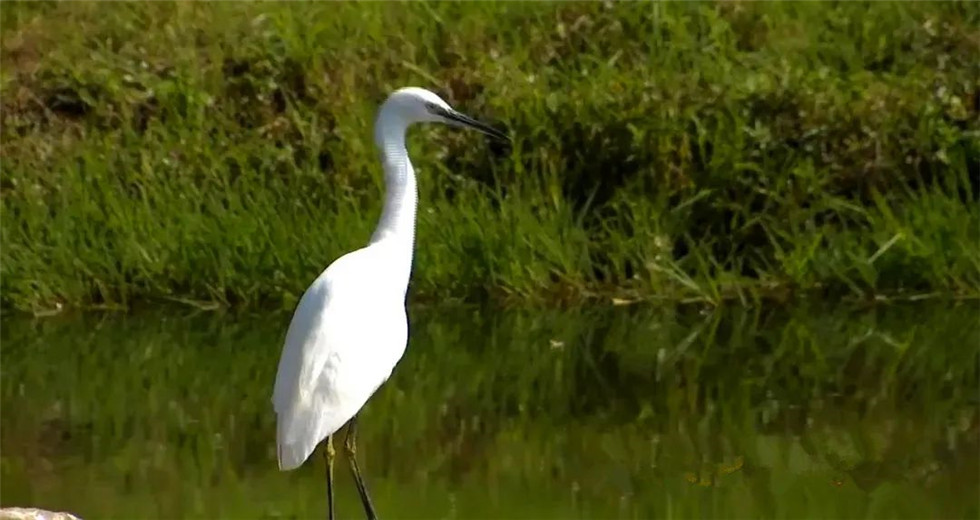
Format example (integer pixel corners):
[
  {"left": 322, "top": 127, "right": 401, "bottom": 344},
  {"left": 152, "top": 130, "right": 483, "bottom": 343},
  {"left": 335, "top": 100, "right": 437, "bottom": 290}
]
[
  {"left": 273, "top": 242, "right": 409, "bottom": 469},
  {"left": 271, "top": 86, "right": 506, "bottom": 519}
]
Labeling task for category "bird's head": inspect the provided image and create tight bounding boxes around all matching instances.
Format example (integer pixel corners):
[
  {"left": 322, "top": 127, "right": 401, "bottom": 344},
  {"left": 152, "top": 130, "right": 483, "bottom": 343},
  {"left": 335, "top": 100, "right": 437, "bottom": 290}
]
[{"left": 380, "top": 87, "right": 508, "bottom": 141}]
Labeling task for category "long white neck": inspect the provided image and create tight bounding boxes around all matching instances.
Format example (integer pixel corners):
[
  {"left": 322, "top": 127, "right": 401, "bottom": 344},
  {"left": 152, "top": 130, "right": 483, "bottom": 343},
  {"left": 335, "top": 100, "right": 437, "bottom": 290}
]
[{"left": 368, "top": 108, "right": 418, "bottom": 289}]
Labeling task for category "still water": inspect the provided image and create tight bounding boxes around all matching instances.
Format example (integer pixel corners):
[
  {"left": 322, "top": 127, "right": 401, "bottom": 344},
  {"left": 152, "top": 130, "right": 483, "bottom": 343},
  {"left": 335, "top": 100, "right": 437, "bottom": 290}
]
[{"left": 1, "top": 303, "right": 977, "bottom": 519}]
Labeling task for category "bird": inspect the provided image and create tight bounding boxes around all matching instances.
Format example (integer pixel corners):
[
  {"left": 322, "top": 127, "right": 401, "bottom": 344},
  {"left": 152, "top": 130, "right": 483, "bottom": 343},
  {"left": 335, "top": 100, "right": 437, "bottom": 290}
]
[{"left": 271, "top": 86, "right": 508, "bottom": 520}]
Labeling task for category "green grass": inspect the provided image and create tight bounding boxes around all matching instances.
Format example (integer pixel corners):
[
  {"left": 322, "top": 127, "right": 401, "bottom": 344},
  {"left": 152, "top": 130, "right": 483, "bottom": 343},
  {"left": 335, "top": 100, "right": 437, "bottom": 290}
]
[{"left": 2, "top": 1, "right": 979, "bottom": 312}]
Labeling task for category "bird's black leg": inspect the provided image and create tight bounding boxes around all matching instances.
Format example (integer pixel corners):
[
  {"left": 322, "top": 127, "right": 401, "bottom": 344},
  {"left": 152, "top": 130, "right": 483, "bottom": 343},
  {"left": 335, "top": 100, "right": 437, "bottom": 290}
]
[
  {"left": 324, "top": 435, "right": 335, "bottom": 520},
  {"left": 344, "top": 416, "right": 378, "bottom": 520}
]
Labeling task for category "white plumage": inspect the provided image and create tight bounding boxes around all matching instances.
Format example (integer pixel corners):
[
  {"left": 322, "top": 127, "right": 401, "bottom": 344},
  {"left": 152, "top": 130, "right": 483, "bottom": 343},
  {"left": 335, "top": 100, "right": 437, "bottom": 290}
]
[
  {"left": 271, "top": 87, "right": 507, "bottom": 484},
  {"left": 272, "top": 244, "right": 409, "bottom": 469}
]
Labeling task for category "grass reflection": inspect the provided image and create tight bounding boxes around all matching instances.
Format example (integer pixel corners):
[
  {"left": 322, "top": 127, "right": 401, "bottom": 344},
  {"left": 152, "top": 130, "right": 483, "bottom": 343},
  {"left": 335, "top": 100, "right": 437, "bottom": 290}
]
[{"left": 1, "top": 303, "right": 977, "bottom": 518}]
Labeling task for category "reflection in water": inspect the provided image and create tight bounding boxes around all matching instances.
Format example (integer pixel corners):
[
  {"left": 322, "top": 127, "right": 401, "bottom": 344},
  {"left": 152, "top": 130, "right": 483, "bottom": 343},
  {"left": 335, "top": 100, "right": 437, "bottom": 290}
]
[{"left": 1, "top": 303, "right": 977, "bottom": 518}]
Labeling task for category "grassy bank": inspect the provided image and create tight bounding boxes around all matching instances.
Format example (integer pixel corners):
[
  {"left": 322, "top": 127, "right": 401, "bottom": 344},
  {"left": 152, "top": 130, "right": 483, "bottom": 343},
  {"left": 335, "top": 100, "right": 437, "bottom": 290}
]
[{"left": 2, "top": 2, "right": 978, "bottom": 312}]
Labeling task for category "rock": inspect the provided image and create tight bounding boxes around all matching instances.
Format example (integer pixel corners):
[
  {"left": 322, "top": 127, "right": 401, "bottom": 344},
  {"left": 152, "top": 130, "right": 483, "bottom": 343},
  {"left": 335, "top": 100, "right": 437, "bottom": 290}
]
[{"left": 0, "top": 508, "right": 81, "bottom": 520}]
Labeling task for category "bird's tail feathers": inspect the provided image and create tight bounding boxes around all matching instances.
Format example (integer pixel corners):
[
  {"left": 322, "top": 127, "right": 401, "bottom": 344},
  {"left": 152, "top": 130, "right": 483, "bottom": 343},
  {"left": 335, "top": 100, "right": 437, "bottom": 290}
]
[
  {"left": 275, "top": 397, "right": 354, "bottom": 471},
  {"left": 276, "top": 402, "right": 321, "bottom": 470}
]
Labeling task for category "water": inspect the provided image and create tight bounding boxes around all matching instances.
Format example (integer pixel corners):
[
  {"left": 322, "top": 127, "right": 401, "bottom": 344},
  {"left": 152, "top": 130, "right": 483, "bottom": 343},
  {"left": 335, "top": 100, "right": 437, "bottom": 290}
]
[{"left": 1, "top": 303, "right": 977, "bottom": 519}]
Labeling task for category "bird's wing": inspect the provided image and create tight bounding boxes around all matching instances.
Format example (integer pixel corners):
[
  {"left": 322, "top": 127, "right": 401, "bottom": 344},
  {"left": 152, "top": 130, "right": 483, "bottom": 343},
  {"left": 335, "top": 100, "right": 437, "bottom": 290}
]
[
  {"left": 272, "top": 269, "right": 332, "bottom": 414},
  {"left": 270, "top": 260, "right": 351, "bottom": 470}
]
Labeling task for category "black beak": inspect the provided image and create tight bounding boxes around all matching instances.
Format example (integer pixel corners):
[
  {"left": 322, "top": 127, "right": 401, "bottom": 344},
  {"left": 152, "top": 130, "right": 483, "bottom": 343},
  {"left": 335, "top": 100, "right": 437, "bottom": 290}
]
[{"left": 442, "top": 109, "right": 510, "bottom": 141}]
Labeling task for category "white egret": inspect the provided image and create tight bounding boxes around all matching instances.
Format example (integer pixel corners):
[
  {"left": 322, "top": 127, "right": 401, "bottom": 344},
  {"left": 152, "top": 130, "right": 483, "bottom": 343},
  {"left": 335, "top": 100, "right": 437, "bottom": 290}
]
[{"left": 272, "top": 87, "right": 507, "bottom": 520}]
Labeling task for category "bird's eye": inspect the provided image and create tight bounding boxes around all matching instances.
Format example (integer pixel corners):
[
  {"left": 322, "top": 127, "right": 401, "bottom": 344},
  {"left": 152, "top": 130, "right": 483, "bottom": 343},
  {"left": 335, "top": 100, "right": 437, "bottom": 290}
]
[{"left": 424, "top": 102, "right": 442, "bottom": 114}]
